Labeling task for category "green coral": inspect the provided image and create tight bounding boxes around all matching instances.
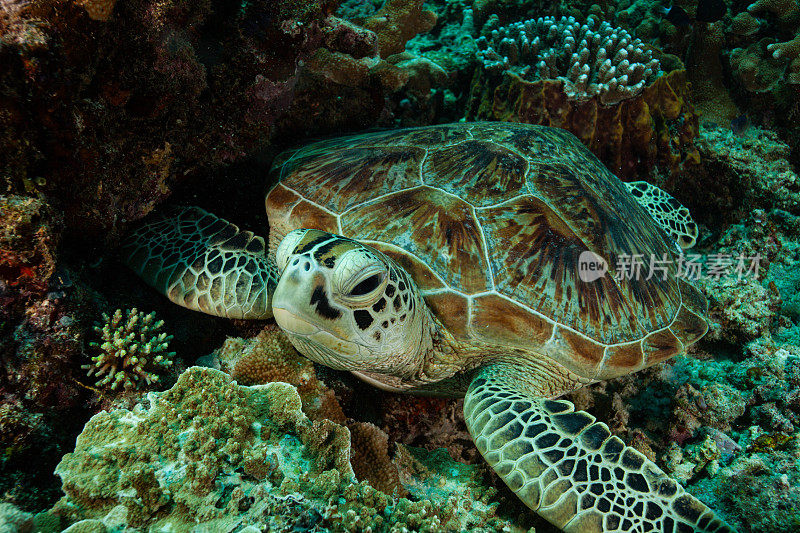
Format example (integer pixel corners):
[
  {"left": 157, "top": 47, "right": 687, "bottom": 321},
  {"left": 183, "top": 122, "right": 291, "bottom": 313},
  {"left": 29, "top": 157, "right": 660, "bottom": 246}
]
[
  {"left": 53, "top": 367, "right": 525, "bottom": 532},
  {"left": 84, "top": 308, "right": 175, "bottom": 390}
]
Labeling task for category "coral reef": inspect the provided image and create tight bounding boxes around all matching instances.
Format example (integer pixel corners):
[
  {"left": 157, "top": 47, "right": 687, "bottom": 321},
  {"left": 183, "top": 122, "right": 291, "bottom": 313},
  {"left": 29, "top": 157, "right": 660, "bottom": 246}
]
[
  {"left": 359, "top": 0, "right": 437, "bottom": 58},
  {"left": 469, "top": 67, "right": 700, "bottom": 179},
  {"left": 51, "top": 366, "right": 526, "bottom": 532},
  {"left": 208, "top": 326, "right": 467, "bottom": 501},
  {"left": 476, "top": 15, "right": 661, "bottom": 104},
  {"left": 679, "top": 125, "right": 800, "bottom": 228},
  {"left": 2, "top": 1, "right": 800, "bottom": 531},
  {"left": 0, "top": 0, "right": 443, "bottom": 511},
  {"left": 0, "top": 0, "right": 436, "bottom": 242},
  {"left": 0, "top": 194, "right": 96, "bottom": 510},
  {"left": 0, "top": 196, "right": 60, "bottom": 296},
  {"left": 84, "top": 308, "right": 175, "bottom": 390},
  {"left": 211, "top": 324, "right": 347, "bottom": 424}
]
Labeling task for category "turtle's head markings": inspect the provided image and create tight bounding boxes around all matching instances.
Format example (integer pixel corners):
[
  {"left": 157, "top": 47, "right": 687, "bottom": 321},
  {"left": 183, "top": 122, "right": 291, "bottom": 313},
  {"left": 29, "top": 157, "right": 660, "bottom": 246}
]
[{"left": 272, "top": 229, "right": 427, "bottom": 375}]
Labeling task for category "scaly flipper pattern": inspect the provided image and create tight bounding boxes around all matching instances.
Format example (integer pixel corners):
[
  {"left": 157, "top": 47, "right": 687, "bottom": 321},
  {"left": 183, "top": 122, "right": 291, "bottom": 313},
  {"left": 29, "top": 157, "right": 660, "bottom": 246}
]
[
  {"left": 120, "top": 206, "right": 278, "bottom": 319},
  {"left": 464, "top": 366, "right": 736, "bottom": 533},
  {"left": 624, "top": 181, "right": 698, "bottom": 249}
]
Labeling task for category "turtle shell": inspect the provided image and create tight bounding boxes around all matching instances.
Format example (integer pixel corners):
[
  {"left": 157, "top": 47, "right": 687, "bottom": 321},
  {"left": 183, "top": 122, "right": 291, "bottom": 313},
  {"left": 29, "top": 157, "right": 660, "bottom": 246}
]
[{"left": 266, "top": 122, "right": 707, "bottom": 381}]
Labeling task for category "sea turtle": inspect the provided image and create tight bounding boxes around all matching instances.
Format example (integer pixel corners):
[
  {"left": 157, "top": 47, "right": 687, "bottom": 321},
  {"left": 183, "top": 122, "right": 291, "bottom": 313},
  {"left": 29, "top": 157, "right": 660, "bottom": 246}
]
[{"left": 121, "top": 122, "right": 734, "bottom": 533}]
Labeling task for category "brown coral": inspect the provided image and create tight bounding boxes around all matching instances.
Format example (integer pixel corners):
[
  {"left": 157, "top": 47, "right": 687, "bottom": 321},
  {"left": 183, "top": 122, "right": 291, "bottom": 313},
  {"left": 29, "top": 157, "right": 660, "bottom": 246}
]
[
  {"left": 731, "top": 39, "right": 794, "bottom": 92},
  {"left": 747, "top": 0, "right": 800, "bottom": 27},
  {"left": 221, "top": 325, "right": 346, "bottom": 423},
  {"left": 349, "top": 422, "right": 405, "bottom": 496},
  {"left": 686, "top": 22, "right": 739, "bottom": 123},
  {"left": 767, "top": 34, "right": 800, "bottom": 84},
  {"left": 74, "top": 0, "right": 117, "bottom": 21},
  {"left": 359, "top": 0, "right": 436, "bottom": 58},
  {"left": 469, "top": 69, "right": 700, "bottom": 180}
]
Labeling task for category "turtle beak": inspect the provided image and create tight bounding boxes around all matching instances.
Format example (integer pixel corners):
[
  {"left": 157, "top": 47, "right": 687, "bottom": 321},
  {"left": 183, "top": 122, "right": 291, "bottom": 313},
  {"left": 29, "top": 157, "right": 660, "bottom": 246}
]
[
  {"left": 273, "top": 270, "right": 363, "bottom": 369},
  {"left": 272, "top": 253, "right": 351, "bottom": 341}
]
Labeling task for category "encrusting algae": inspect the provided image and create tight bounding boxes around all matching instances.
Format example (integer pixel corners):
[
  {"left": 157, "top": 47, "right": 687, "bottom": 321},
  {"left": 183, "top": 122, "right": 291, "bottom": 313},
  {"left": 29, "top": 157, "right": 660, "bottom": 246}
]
[{"left": 45, "top": 366, "right": 526, "bottom": 533}]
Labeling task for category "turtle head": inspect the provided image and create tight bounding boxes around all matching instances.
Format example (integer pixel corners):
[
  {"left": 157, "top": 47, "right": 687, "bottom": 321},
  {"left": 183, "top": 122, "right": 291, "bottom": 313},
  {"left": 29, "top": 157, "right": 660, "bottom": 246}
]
[{"left": 272, "top": 229, "right": 430, "bottom": 377}]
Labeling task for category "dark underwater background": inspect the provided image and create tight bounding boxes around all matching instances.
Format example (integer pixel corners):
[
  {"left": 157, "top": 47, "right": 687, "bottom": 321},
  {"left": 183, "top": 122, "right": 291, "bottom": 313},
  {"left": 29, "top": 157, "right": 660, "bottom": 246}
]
[{"left": 1, "top": 0, "right": 800, "bottom": 531}]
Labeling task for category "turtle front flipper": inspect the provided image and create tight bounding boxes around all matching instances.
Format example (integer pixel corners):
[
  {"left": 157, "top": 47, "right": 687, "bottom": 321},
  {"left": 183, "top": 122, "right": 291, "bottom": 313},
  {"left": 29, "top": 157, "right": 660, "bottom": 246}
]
[
  {"left": 121, "top": 206, "right": 278, "bottom": 319},
  {"left": 464, "top": 366, "right": 735, "bottom": 533},
  {"left": 624, "top": 181, "right": 698, "bottom": 249}
]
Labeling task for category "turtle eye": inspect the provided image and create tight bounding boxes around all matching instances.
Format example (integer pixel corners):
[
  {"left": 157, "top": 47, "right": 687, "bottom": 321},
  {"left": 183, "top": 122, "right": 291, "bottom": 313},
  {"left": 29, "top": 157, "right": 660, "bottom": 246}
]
[
  {"left": 340, "top": 267, "right": 388, "bottom": 305},
  {"left": 349, "top": 273, "right": 383, "bottom": 297}
]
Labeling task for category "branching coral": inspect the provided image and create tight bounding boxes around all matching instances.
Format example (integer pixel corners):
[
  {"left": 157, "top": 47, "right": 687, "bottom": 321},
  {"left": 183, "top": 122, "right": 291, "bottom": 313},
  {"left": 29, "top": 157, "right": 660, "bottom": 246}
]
[
  {"left": 747, "top": 0, "right": 800, "bottom": 26},
  {"left": 84, "top": 308, "right": 175, "bottom": 390},
  {"left": 767, "top": 34, "right": 800, "bottom": 84},
  {"left": 476, "top": 15, "right": 661, "bottom": 105}
]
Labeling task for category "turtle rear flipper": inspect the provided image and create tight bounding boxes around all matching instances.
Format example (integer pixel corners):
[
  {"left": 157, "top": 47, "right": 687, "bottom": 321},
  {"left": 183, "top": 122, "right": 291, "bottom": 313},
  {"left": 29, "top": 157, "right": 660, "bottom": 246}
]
[
  {"left": 624, "top": 181, "right": 698, "bottom": 249},
  {"left": 121, "top": 206, "right": 278, "bottom": 319},
  {"left": 464, "top": 366, "right": 736, "bottom": 533}
]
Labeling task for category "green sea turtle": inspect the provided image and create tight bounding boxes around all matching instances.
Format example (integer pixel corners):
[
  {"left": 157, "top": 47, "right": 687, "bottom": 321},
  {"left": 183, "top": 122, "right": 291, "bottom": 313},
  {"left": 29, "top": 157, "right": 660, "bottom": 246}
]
[{"left": 122, "top": 122, "right": 733, "bottom": 532}]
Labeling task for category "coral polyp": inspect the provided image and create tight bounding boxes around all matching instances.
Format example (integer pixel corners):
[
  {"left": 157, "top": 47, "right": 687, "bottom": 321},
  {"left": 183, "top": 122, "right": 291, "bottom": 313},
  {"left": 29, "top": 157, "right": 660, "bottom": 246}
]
[
  {"left": 477, "top": 15, "right": 661, "bottom": 104},
  {"left": 83, "top": 308, "right": 175, "bottom": 390}
]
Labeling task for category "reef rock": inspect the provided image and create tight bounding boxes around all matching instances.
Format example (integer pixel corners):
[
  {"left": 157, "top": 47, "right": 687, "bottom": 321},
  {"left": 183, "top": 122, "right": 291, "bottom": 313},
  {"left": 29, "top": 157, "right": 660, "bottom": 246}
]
[
  {"left": 55, "top": 366, "right": 354, "bottom": 530},
  {"left": 53, "top": 366, "right": 524, "bottom": 532}
]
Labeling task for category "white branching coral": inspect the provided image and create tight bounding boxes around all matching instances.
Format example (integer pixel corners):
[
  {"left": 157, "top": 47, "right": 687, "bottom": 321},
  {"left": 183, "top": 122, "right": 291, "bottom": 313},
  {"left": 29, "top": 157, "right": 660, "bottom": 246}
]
[
  {"left": 476, "top": 16, "right": 662, "bottom": 105},
  {"left": 84, "top": 308, "right": 175, "bottom": 390}
]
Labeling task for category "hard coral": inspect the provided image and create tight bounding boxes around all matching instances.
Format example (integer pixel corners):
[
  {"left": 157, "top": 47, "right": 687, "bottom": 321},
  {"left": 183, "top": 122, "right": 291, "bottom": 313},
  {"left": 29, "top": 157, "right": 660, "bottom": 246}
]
[
  {"left": 686, "top": 22, "right": 739, "bottom": 124},
  {"left": 73, "top": 0, "right": 117, "bottom": 21},
  {"left": 54, "top": 367, "right": 524, "bottom": 532},
  {"left": 217, "top": 324, "right": 346, "bottom": 423},
  {"left": 84, "top": 308, "right": 175, "bottom": 390},
  {"left": 747, "top": 0, "right": 800, "bottom": 26},
  {"left": 349, "top": 421, "right": 405, "bottom": 496},
  {"left": 767, "top": 33, "right": 800, "bottom": 84},
  {"left": 359, "top": 0, "right": 436, "bottom": 58},
  {"left": 469, "top": 68, "right": 700, "bottom": 179},
  {"left": 731, "top": 39, "right": 793, "bottom": 92},
  {"left": 0, "top": 196, "right": 60, "bottom": 296},
  {"left": 55, "top": 367, "right": 354, "bottom": 529},
  {"left": 476, "top": 15, "right": 661, "bottom": 105}
]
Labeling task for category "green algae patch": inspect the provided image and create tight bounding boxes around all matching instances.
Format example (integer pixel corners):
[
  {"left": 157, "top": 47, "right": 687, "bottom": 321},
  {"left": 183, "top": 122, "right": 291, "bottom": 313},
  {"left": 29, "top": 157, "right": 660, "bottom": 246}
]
[
  {"left": 55, "top": 367, "right": 354, "bottom": 531},
  {"left": 52, "top": 367, "right": 525, "bottom": 532}
]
